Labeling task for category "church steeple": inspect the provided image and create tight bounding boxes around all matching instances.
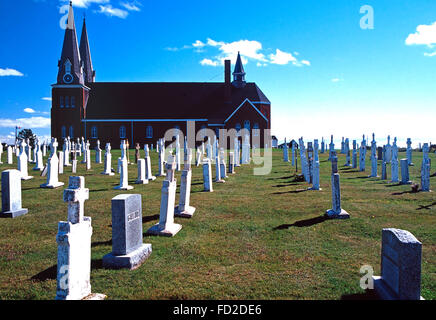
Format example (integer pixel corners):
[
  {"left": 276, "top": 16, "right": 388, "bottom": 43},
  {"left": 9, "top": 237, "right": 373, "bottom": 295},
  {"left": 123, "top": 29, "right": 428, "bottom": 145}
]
[
  {"left": 79, "top": 17, "right": 95, "bottom": 83},
  {"left": 232, "top": 51, "right": 246, "bottom": 88},
  {"left": 57, "top": 1, "right": 84, "bottom": 85}
]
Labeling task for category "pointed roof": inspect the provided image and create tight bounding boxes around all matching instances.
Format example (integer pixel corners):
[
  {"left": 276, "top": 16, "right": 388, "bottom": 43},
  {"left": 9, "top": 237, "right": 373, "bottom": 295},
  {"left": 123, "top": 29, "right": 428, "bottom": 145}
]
[
  {"left": 233, "top": 52, "right": 245, "bottom": 75},
  {"left": 57, "top": 2, "right": 83, "bottom": 85},
  {"left": 80, "top": 17, "right": 95, "bottom": 83}
]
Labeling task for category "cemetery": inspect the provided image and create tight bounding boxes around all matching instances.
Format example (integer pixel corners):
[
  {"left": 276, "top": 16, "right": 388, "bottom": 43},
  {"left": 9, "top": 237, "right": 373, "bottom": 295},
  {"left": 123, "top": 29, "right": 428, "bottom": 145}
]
[{"left": 0, "top": 137, "right": 434, "bottom": 300}]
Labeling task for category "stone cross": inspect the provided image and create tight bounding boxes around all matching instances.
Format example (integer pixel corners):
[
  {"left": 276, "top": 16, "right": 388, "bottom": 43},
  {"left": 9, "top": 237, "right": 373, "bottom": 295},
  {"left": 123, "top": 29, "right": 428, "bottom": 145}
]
[
  {"left": 135, "top": 143, "right": 141, "bottom": 164},
  {"left": 63, "top": 176, "right": 89, "bottom": 224}
]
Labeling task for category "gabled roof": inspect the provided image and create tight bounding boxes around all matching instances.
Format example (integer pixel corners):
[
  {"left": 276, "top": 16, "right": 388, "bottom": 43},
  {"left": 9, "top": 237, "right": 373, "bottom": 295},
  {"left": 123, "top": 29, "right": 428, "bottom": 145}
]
[{"left": 85, "top": 82, "right": 270, "bottom": 121}]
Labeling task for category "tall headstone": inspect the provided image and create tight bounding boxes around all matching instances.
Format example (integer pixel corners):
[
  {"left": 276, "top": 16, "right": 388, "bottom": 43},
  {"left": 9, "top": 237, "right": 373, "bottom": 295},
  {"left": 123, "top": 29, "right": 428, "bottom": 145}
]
[
  {"left": 146, "top": 155, "right": 182, "bottom": 236},
  {"left": 102, "top": 194, "right": 152, "bottom": 269},
  {"left": 196, "top": 147, "right": 202, "bottom": 167},
  {"left": 340, "top": 137, "right": 345, "bottom": 154},
  {"left": 55, "top": 176, "right": 105, "bottom": 300},
  {"left": 420, "top": 143, "right": 431, "bottom": 192},
  {"left": 372, "top": 228, "right": 424, "bottom": 300},
  {"left": 283, "top": 138, "right": 289, "bottom": 162},
  {"left": 85, "top": 141, "right": 91, "bottom": 170},
  {"left": 157, "top": 138, "right": 165, "bottom": 177},
  {"left": 359, "top": 135, "right": 366, "bottom": 172},
  {"left": 175, "top": 134, "right": 181, "bottom": 171},
  {"left": 228, "top": 151, "right": 235, "bottom": 174},
  {"left": 219, "top": 149, "right": 228, "bottom": 180},
  {"left": 385, "top": 135, "right": 392, "bottom": 163},
  {"left": 41, "top": 138, "right": 64, "bottom": 188},
  {"left": 391, "top": 138, "right": 399, "bottom": 183},
  {"left": 0, "top": 169, "right": 28, "bottom": 218},
  {"left": 320, "top": 137, "right": 325, "bottom": 154},
  {"left": 175, "top": 149, "right": 196, "bottom": 218},
  {"left": 71, "top": 143, "right": 77, "bottom": 174},
  {"left": 101, "top": 143, "right": 114, "bottom": 175},
  {"left": 328, "top": 135, "right": 335, "bottom": 161},
  {"left": 325, "top": 152, "right": 350, "bottom": 219},
  {"left": 114, "top": 140, "right": 133, "bottom": 190},
  {"left": 352, "top": 140, "right": 357, "bottom": 169},
  {"left": 7, "top": 145, "right": 13, "bottom": 164},
  {"left": 202, "top": 158, "right": 213, "bottom": 192},
  {"left": 400, "top": 159, "right": 411, "bottom": 185},
  {"left": 33, "top": 140, "right": 44, "bottom": 171},
  {"left": 370, "top": 133, "right": 378, "bottom": 177},
  {"left": 17, "top": 140, "right": 33, "bottom": 180},
  {"left": 308, "top": 160, "right": 321, "bottom": 191},
  {"left": 344, "top": 138, "right": 351, "bottom": 167},
  {"left": 406, "top": 138, "right": 413, "bottom": 166},
  {"left": 63, "top": 138, "right": 71, "bottom": 167},
  {"left": 381, "top": 145, "right": 387, "bottom": 180},
  {"left": 135, "top": 159, "right": 148, "bottom": 184},
  {"left": 58, "top": 151, "right": 64, "bottom": 174},
  {"left": 291, "top": 140, "right": 296, "bottom": 166},
  {"left": 144, "top": 144, "right": 156, "bottom": 181},
  {"left": 215, "top": 152, "right": 225, "bottom": 183},
  {"left": 95, "top": 140, "right": 102, "bottom": 164},
  {"left": 135, "top": 143, "right": 141, "bottom": 164}
]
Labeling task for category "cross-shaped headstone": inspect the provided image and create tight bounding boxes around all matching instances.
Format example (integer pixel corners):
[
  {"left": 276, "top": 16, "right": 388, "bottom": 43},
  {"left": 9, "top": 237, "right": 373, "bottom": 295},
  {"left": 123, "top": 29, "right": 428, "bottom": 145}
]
[
  {"left": 63, "top": 176, "right": 89, "bottom": 224},
  {"left": 50, "top": 138, "right": 58, "bottom": 157},
  {"left": 165, "top": 155, "right": 176, "bottom": 182}
]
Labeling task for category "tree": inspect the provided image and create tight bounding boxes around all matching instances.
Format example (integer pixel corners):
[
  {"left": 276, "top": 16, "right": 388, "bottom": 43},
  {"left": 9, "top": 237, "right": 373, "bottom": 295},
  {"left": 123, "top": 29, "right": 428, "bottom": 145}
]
[{"left": 17, "top": 129, "right": 36, "bottom": 148}]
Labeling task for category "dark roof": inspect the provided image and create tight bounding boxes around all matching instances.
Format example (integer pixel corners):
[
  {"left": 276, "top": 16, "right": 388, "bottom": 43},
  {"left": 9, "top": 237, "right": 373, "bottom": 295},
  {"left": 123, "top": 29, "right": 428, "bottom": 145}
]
[
  {"left": 79, "top": 18, "right": 94, "bottom": 83},
  {"left": 85, "top": 82, "right": 270, "bottom": 121},
  {"left": 233, "top": 52, "right": 245, "bottom": 75}
]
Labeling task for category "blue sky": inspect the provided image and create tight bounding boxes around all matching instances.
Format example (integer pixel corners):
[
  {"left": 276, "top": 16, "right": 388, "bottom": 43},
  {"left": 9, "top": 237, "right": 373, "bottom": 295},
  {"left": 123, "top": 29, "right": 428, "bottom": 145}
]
[{"left": 1, "top": 0, "right": 436, "bottom": 147}]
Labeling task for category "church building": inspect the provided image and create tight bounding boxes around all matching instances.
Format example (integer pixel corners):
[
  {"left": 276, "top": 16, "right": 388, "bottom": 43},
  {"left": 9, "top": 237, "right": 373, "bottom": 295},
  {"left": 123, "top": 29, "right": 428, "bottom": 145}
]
[{"left": 51, "top": 2, "right": 271, "bottom": 148}]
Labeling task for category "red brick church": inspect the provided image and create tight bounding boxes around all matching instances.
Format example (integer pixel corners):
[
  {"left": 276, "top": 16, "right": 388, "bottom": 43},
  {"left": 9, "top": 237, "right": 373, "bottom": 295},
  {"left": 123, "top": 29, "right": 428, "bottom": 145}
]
[{"left": 51, "top": 2, "right": 271, "bottom": 148}]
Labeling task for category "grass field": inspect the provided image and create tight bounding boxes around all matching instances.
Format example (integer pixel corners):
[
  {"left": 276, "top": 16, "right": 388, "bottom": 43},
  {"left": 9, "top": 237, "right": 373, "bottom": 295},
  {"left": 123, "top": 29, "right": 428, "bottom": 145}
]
[{"left": 0, "top": 148, "right": 435, "bottom": 300}]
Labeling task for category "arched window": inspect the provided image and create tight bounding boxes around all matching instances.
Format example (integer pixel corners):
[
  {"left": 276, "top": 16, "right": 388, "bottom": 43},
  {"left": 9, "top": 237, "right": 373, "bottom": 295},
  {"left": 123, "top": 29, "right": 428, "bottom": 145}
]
[
  {"left": 146, "top": 125, "right": 153, "bottom": 138},
  {"left": 253, "top": 123, "right": 260, "bottom": 136},
  {"left": 69, "top": 126, "right": 74, "bottom": 138},
  {"left": 91, "top": 126, "right": 97, "bottom": 138},
  {"left": 65, "top": 96, "right": 69, "bottom": 108},
  {"left": 244, "top": 120, "right": 250, "bottom": 131},
  {"left": 61, "top": 126, "right": 66, "bottom": 138},
  {"left": 71, "top": 96, "right": 75, "bottom": 108},
  {"left": 60, "top": 96, "right": 64, "bottom": 108},
  {"left": 120, "top": 126, "right": 126, "bottom": 139},
  {"left": 235, "top": 123, "right": 241, "bottom": 131}
]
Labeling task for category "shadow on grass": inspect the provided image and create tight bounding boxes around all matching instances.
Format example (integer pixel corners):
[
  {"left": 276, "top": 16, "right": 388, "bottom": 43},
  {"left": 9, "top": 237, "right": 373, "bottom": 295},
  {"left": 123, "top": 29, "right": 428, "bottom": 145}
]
[
  {"left": 268, "top": 175, "right": 296, "bottom": 181},
  {"left": 272, "top": 183, "right": 300, "bottom": 188},
  {"left": 91, "top": 239, "right": 112, "bottom": 247},
  {"left": 271, "top": 188, "right": 309, "bottom": 195},
  {"left": 347, "top": 176, "right": 370, "bottom": 179},
  {"left": 273, "top": 215, "right": 327, "bottom": 230},
  {"left": 384, "top": 183, "right": 402, "bottom": 187},
  {"left": 90, "top": 189, "right": 109, "bottom": 193},
  {"left": 143, "top": 214, "right": 160, "bottom": 223},
  {"left": 22, "top": 187, "right": 43, "bottom": 191},
  {"left": 341, "top": 169, "right": 359, "bottom": 173},
  {"left": 417, "top": 202, "right": 436, "bottom": 210},
  {"left": 31, "top": 259, "right": 105, "bottom": 282},
  {"left": 341, "top": 290, "right": 380, "bottom": 300}
]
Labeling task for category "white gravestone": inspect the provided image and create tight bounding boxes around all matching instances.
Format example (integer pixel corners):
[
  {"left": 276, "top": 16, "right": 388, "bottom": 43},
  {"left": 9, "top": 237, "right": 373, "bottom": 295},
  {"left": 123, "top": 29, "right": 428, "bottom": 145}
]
[
  {"left": 58, "top": 151, "right": 64, "bottom": 174},
  {"left": 370, "top": 134, "right": 378, "bottom": 177},
  {"left": 291, "top": 141, "right": 296, "bottom": 166},
  {"left": 102, "top": 194, "right": 152, "bottom": 270},
  {"left": 202, "top": 158, "right": 213, "bottom": 192},
  {"left": 144, "top": 144, "right": 156, "bottom": 181},
  {"left": 196, "top": 147, "right": 202, "bottom": 167},
  {"left": 325, "top": 152, "right": 350, "bottom": 219},
  {"left": 101, "top": 143, "right": 114, "bottom": 176},
  {"left": 146, "top": 156, "right": 182, "bottom": 237},
  {"left": 219, "top": 149, "right": 228, "bottom": 180},
  {"left": 0, "top": 169, "right": 28, "bottom": 218},
  {"left": 352, "top": 140, "right": 357, "bottom": 169},
  {"left": 95, "top": 140, "right": 102, "bottom": 164},
  {"left": 17, "top": 140, "right": 33, "bottom": 180},
  {"left": 7, "top": 145, "right": 13, "bottom": 164},
  {"left": 55, "top": 176, "right": 105, "bottom": 300},
  {"left": 175, "top": 149, "right": 196, "bottom": 218},
  {"left": 359, "top": 135, "right": 366, "bottom": 172},
  {"left": 229, "top": 151, "right": 235, "bottom": 174},
  {"left": 41, "top": 139, "right": 64, "bottom": 188},
  {"left": 372, "top": 228, "right": 424, "bottom": 300},
  {"left": 63, "top": 138, "right": 71, "bottom": 167},
  {"left": 114, "top": 140, "right": 133, "bottom": 190},
  {"left": 283, "top": 138, "right": 289, "bottom": 162},
  {"left": 406, "top": 138, "right": 413, "bottom": 166},
  {"left": 33, "top": 140, "right": 44, "bottom": 171},
  {"left": 135, "top": 159, "right": 148, "bottom": 184},
  {"left": 391, "top": 138, "right": 399, "bottom": 183},
  {"left": 157, "top": 139, "right": 165, "bottom": 177},
  {"left": 85, "top": 141, "right": 91, "bottom": 170},
  {"left": 215, "top": 153, "right": 225, "bottom": 183},
  {"left": 420, "top": 143, "right": 431, "bottom": 192},
  {"left": 400, "top": 159, "right": 411, "bottom": 185}
]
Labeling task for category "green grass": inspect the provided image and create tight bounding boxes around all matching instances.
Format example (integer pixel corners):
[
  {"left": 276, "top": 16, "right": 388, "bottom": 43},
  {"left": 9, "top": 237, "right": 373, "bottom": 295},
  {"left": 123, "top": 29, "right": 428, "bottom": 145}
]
[{"left": 0, "top": 149, "right": 435, "bottom": 300}]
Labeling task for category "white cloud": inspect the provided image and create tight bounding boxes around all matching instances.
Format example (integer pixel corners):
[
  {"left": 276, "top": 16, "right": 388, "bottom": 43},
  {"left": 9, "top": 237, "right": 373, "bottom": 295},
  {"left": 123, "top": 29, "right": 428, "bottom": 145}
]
[
  {"left": 120, "top": 1, "right": 141, "bottom": 11},
  {"left": 98, "top": 5, "right": 128, "bottom": 18},
  {"left": 65, "top": 0, "right": 110, "bottom": 8},
  {"left": 0, "top": 117, "right": 50, "bottom": 129},
  {"left": 41, "top": 97, "right": 52, "bottom": 101},
  {"left": 173, "top": 38, "right": 310, "bottom": 68},
  {"left": 269, "top": 49, "right": 297, "bottom": 65},
  {"left": 424, "top": 51, "right": 436, "bottom": 57},
  {"left": 0, "top": 68, "right": 23, "bottom": 76},
  {"left": 406, "top": 21, "right": 436, "bottom": 47},
  {"left": 23, "top": 108, "right": 36, "bottom": 113},
  {"left": 331, "top": 78, "right": 343, "bottom": 82}
]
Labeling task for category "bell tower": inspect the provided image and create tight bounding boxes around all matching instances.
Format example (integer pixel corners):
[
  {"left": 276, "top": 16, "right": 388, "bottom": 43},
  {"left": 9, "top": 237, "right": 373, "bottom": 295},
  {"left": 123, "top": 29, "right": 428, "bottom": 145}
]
[{"left": 51, "top": 1, "right": 90, "bottom": 142}]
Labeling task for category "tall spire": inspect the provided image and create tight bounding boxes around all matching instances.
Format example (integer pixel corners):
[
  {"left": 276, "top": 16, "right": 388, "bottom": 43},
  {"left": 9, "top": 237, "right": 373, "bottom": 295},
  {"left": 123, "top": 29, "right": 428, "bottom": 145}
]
[
  {"left": 56, "top": 1, "right": 84, "bottom": 85},
  {"left": 232, "top": 52, "right": 246, "bottom": 88},
  {"left": 79, "top": 17, "right": 95, "bottom": 83}
]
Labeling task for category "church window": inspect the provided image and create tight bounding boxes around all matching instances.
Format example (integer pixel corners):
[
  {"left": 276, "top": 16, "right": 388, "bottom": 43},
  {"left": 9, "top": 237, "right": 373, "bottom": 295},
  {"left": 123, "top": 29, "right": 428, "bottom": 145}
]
[
  {"left": 61, "top": 126, "right": 66, "bottom": 138},
  {"left": 60, "top": 96, "right": 64, "bottom": 108},
  {"left": 120, "top": 126, "right": 126, "bottom": 139},
  {"left": 235, "top": 123, "right": 241, "bottom": 131},
  {"left": 91, "top": 126, "right": 97, "bottom": 138},
  {"left": 71, "top": 96, "right": 75, "bottom": 108},
  {"left": 244, "top": 120, "right": 250, "bottom": 131},
  {"left": 146, "top": 126, "right": 153, "bottom": 138},
  {"left": 69, "top": 126, "right": 74, "bottom": 138},
  {"left": 65, "top": 96, "right": 69, "bottom": 108},
  {"left": 253, "top": 123, "right": 260, "bottom": 136},
  {"left": 65, "top": 60, "right": 71, "bottom": 73}
]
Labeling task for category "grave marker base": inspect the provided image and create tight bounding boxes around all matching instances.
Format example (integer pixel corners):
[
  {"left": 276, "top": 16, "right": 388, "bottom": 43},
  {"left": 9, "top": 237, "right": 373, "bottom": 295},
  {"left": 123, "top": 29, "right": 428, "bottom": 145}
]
[
  {"left": 21, "top": 176, "right": 33, "bottom": 180},
  {"left": 103, "top": 243, "right": 152, "bottom": 270},
  {"left": 174, "top": 205, "right": 196, "bottom": 218},
  {"left": 40, "top": 181, "right": 64, "bottom": 189},
  {"left": 325, "top": 209, "right": 350, "bottom": 219},
  {"left": 113, "top": 185, "right": 134, "bottom": 190},
  {"left": 372, "top": 276, "right": 424, "bottom": 300},
  {"left": 82, "top": 293, "right": 107, "bottom": 300},
  {"left": 0, "top": 208, "right": 28, "bottom": 218},
  {"left": 146, "top": 223, "right": 182, "bottom": 237},
  {"left": 135, "top": 179, "right": 149, "bottom": 184}
]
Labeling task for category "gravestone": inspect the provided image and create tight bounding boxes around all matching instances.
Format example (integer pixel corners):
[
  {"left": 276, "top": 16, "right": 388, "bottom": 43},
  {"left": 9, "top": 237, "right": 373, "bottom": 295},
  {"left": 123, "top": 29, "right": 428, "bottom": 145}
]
[
  {"left": 219, "top": 149, "right": 228, "bottom": 180},
  {"left": 359, "top": 135, "right": 366, "bottom": 172},
  {"left": 175, "top": 134, "right": 181, "bottom": 171},
  {"left": 58, "top": 151, "right": 64, "bottom": 174},
  {"left": 406, "top": 138, "right": 413, "bottom": 166},
  {"left": 352, "top": 140, "right": 357, "bottom": 169},
  {"left": 101, "top": 143, "right": 114, "bottom": 176},
  {"left": 7, "top": 145, "right": 13, "bottom": 164},
  {"left": 420, "top": 143, "right": 431, "bottom": 192},
  {"left": 102, "top": 194, "right": 152, "bottom": 269},
  {"left": 228, "top": 151, "right": 235, "bottom": 174},
  {"left": 377, "top": 146, "right": 383, "bottom": 161},
  {"left": 391, "top": 138, "right": 399, "bottom": 183},
  {"left": 325, "top": 152, "right": 349, "bottom": 219},
  {"left": 146, "top": 155, "right": 182, "bottom": 237},
  {"left": 215, "top": 152, "right": 225, "bottom": 183},
  {"left": 400, "top": 159, "right": 411, "bottom": 185},
  {"left": 114, "top": 140, "right": 133, "bottom": 190},
  {"left": 95, "top": 140, "right": 102, "bottom": 164},
  {"left": 320, "top": 137, "right": 325, "bottom": 154},
  {"left": 85, "top": 141, "right": 91, "bottom": 170},
  {"left": 372, "top": 228, "right": 424, "bottom": 300},
  {"left": 135, "top": 143, "right": 141, "bottom": 164},
  {"left": 308, "top": 160, "right": 321, "bottom": 191},
  {"left": 144, "top": 144, "right": 156, "bottom": 181},
  {"left": 283, "top": 138, "right": 289, "bottom": 162},
  {"left": 202, "top": 158, "right": 213, "bottom": 192},
  {"left": 291, "top": 140, "right": 296, "bottom": 166},
  {"left": 328, "top": 135, "right": 335, "bottom": 161},
  {"left": 196, "top": 147, "right": 202, "bottom": 166},
  {"left": 41, "top": 138, "right": 64, "bottom": 189},
  {"left": 33, "top": 140, "right": 44, "bottom": 171},
  {"left": 344, "top": 138, "right": 351, "bottom": 167},
  {"left": 135, "top": 159, "right": 148, "bottom": 184},
  {"left": 175, "top": 149, "right": 196, "bottom": 218},
  {"left": 0, "top": 142, "right": 3, "bottom": 164},
  {"left": 0, "top": 169, "right": 28, "bottom": 218},
  {"left": 55, "top": 176, "right": 105, "bottom": 300},
  {"left": 370, "top": 133, "right": 378, "bottom": 177},
  {"left": 157, "top": 138, "right": 165, "bottom": 177},
  {"left": 63, "top": 138, "right": 71, "bottom": 167},
  {"left": 17, "top": 140, "right": 33, "bottom": 180},
  {"left": 381, "top": 146, "right": 387, "bottom": 180},
  {"left": 385, "top": 135, "right": 392, "bottom": 163}
]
